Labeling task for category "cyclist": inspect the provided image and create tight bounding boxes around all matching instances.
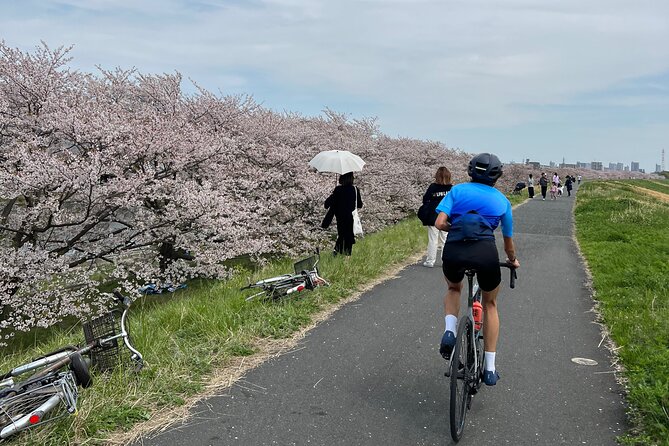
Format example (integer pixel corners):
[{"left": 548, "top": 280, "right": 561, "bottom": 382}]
[{"left": 434, "top": 153, "right": 520, "bottom": 386}]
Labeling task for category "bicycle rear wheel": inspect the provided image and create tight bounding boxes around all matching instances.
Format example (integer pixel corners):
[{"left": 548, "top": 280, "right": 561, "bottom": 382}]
[{"left": 449, "top": 317, "right": 473, "bottom": 443}]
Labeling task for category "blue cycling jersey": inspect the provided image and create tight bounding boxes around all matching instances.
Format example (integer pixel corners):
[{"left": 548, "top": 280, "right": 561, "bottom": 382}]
[{"left": 435, "top": 182, "right": 513, "bottom": 237}]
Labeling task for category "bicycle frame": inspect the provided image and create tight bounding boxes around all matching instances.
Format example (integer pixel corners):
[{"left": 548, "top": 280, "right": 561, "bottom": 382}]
[
  {"left": 242, "top": 251, "right": 329, "bottom": 301},
  {"left": 445, "top": 264, "right": 516, "bottom": 376},
  {"left": 447, "top": 262, "right": 517, "bottom": 442}
]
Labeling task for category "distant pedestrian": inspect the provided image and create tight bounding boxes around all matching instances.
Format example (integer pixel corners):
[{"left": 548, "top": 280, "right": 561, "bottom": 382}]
[
  {"left": 565, "top": 176, "right": 573, "bottom": 196},
  {"left": 557, "top": 182, "right": 563, "bottom": 196},
  {"left": 527, "top": 173, "right": 535, "bottom": 198},
  {"left": 419, "top": 166, "right": 452, "bottom": 267},
  {"left": 322, "top": 172, "right": 363, "bottom": 256},
  {"left": 539, "top": 172, "right": 548, "bottom": 200},
  {"left": 550, "top": 182, "right": 558, "bottom": 200},
  {"left": 552, "top": 172, "right": 560, "bottom": 187},
  {"left": 577, "top": 174, "right": 582, "bottom": 185}
]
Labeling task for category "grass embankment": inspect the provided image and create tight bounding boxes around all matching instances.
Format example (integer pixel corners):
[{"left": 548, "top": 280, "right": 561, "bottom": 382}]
[
  {"left": 574, "top": 181, "right": 669, "bottom": 445},
  {"left": 1, "top": 217, "right": 428, "bottom": 445}
]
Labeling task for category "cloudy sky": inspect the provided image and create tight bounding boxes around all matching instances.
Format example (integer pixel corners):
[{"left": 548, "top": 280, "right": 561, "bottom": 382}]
[{"left": 1, "top": 0, "right": 668, "bottom": 172}]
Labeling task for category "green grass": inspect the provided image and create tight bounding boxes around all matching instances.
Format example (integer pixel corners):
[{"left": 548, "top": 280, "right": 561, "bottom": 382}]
[
  {"left": 507, "top": 192, "right": 528, "bottom": 207},
  {"left": 574, "top": 182, "right": 669, "bottom": 445},
  {"left": 0, "top": 217, "right": 428, "bottom": 445}
]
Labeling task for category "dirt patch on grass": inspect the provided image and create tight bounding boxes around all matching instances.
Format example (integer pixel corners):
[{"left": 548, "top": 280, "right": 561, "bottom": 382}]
[
  {"left": 629, "top": 185, "right": 669, "bottom": 203},
  {"left": 107, "top": 252, "right": 424, "bottom": 446}
]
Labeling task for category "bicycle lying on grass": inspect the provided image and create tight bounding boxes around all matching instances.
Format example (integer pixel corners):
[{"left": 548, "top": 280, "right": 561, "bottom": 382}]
[
  {"left": 241, "top": 251, "right": 329, "bottom": 301},
  {"left": 446, "top": 263, "right": 517, "bottom": 443},
  {"left": 0, "top": 290, "right": 143, "bottom": 440}
]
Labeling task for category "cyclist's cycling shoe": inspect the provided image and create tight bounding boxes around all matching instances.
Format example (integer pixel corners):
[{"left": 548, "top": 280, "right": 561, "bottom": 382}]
[
  {"left": 439, "top": 330, "right": 456, "bottom": 359},
  {"left": 483, "top": 370, "right": 500, "bottom": 386}
]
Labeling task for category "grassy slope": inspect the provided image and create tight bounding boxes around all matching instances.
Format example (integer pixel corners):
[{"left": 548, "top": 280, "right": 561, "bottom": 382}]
[{"left": 574, "top": 181, "right": 669, "bottom": 445}]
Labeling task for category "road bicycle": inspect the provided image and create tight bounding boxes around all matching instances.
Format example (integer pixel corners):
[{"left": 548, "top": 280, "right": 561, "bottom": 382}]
[
  {"left": 241, "top": 251, "right": 329, "bottom": 301},
  {"left": 0, "top": 290, "right": 143, "bottom": 440},
  {"left": 446, "top": 263, "right": 517, "bottom": 442}
]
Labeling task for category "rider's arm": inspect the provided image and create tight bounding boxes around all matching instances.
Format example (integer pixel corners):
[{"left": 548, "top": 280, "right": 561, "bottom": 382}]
[
  {"left": 503, "top": 236, "right": 520, "bottom": 268},
  {"left": 435, "top": 211, "right": 450, "bottom": 231},
  {"left": 500, "top": 200, "right": 520, "bottom": 267}
]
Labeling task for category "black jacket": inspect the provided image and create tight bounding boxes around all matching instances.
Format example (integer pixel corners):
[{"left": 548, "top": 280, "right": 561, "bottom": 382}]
[
  {"left": 321, "top": 185, "right": 363, "bottom": 229},
  {"left": 420, "top": 183, "right": 452, "bottom": 226}
]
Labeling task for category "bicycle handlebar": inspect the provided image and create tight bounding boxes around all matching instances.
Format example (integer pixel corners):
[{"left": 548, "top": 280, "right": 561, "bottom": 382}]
[
  {"left": 499, "top": 263, "right": 518, "bottom": 289},
  {"left": 113, "top": 289, "right": 132, "bottom": 307}
]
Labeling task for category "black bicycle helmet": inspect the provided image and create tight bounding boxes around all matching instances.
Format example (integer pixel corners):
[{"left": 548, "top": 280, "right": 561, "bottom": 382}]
[{"left": 467, "top": 153, "right": 503, "bottom": 185}]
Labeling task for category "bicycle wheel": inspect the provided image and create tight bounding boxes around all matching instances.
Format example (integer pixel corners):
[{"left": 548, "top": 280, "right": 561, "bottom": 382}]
[
  {"left": 69, "top": 352, "right": 93, "bottom": 388},
  {"left": 449, "top": 317, "right": 473, "bottom": 443}
]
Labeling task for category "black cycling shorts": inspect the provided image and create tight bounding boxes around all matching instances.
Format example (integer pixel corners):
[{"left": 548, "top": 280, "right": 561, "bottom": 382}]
[{"left": 441, "top": 239, "right": 501, "bottom": 291}]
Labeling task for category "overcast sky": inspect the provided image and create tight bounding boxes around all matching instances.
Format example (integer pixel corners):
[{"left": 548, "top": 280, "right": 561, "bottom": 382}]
[{"left": 1, "top": 0, "right": 668, "bottom": 171}]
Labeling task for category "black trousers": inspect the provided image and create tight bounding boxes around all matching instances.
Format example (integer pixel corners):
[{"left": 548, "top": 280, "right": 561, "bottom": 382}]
[
  {"left": 334, "top": 216, "right": 354, "bottom": 256},
  {"left": 528, "top": 186, "right": 535, "bottom": 198},
  {"left": 541, "top": 185, "right": 547, "bottom": 199}
]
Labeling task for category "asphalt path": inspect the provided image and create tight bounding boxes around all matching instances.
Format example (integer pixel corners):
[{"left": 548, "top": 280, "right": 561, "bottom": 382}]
[{"left": 134, "top": 189, "right": 628, "bottom": 446}]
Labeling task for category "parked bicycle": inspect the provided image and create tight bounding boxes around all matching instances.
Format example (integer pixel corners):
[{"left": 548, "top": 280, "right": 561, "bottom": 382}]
[
  {"left": 241, "top": 251, "right": 329, "bottom": 301},
  {"left": 0, "top": 290, "right": 143, "bottom": 440},
  {"left": 446, "top": 263, "right": 517, "bottom": 442}
]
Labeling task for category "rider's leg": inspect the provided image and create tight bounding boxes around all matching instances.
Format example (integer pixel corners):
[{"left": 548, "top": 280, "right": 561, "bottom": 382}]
[
  {"left": 444, "top": 278, "right": 463, "bottom": 317},
  {"left": 481, "top": 286, "right": 500, "bottom": 352},
  {"left": 482, "top": 286, "right": 501, "bottom": 385},
  {"left": 440, "top": 279, "right": 463, "bottom": 358}
]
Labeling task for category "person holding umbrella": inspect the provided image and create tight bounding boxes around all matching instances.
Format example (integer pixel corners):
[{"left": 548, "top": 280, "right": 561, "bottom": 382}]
[
  {"left": 310, "top": 150, "right": 366, "bottom": 257},
  {"left": 321, "top": 172, "right": 363, "bottom": 256}
]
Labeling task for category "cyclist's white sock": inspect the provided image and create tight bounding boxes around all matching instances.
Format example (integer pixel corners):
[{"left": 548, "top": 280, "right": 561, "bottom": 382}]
[
  {"left": 444, "top": 315, "right": 457, "bottom": 333},
  {"left": 484, "top": 352, "right": 496, "bottom": 372}
]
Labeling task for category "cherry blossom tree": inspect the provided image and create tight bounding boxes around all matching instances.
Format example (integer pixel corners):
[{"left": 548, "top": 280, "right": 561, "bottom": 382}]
[{"left": 0, "top": 41, "right": 649, "bottom": 343}]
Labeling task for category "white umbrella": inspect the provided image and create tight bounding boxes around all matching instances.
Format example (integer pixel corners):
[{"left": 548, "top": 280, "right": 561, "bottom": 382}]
[{"left": 308, "top": 150, "right": 365, "bottom": 174}]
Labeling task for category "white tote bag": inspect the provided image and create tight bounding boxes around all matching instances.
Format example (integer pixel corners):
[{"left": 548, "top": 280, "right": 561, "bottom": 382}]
[{"left": 352, "top": 187, "right": 363, "bottom": 236}]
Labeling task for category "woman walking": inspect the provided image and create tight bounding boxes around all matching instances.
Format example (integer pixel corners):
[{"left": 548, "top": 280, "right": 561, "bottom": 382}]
[
  {"left": 322, "top": 172, "right": 363, "bottom": 256},
  {"left": 527, "top": 173, "right": 535, "bottom": 198},
  {"left": 420, "top": 167, "right": 453, "bottom": 267},
  {"left": 539, "top": 172, "right": 548, "bottom": 200}
]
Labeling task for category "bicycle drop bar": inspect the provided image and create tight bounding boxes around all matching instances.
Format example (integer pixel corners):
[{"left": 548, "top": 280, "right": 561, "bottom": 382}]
[{"left": 499, "top": 262, "right": 518, "bottom": 289}]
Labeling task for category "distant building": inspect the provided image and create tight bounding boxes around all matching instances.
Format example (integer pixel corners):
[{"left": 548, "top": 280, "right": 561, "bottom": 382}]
[
  {"left": 657, "top": 164, "right": 663, "bottom": 173},
  {"left": 527, "top": 161, "right": 541, "bottom": 169},
  {"left": 591, "top": 161, "right": 603, "bottom": 171},
  {"left": 561, "top": 163, "right": 576, "bottom": 169},
  {"left": 608, "top": 162, "right": 617, "bottom": 170},
  {"left": 549, "top": 161, "right": 556, "bottom": 168},
  {"left": 577, "top": 162, "right": 589, "bottom": 169},
  {"left": 631, "top": 162, "right": 640, "bottom": 172},
  {"left": 617, "top": 163, "right": 624, "bottom": 171}
]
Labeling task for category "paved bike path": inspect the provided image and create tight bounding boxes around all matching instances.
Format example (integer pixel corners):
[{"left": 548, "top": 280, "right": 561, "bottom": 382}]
[{"left": 134, "top": 192, "right": 628, "bottom": 445}]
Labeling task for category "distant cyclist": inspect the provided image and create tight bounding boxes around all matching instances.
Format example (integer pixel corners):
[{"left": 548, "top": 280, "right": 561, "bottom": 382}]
[{"left": 434, "top": 153, "right": 520, "bottom": 386}]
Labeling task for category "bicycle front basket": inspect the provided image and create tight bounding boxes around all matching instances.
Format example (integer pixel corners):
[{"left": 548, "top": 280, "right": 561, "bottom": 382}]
[
  {"left": 82, "top": 311, "right": 121, "bottom": 372},
  {"left": 293, "top": 255, "right": 317, "bottom": 274}
]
